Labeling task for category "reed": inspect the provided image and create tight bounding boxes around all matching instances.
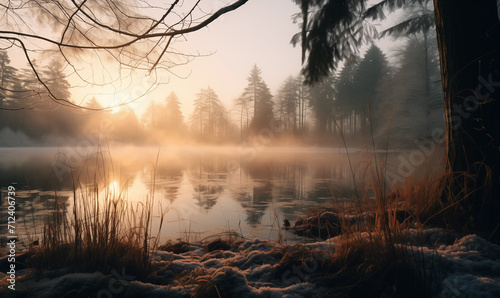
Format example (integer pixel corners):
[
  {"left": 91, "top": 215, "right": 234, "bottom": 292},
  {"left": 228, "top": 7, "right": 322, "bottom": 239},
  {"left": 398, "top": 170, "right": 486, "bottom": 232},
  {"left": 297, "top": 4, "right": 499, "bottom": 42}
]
[
  {"left": 27, "top": 149, "right": 162, "bottom": 281},
  {"left": 293, "top": 115, "right": 451, "bottom": 296}
]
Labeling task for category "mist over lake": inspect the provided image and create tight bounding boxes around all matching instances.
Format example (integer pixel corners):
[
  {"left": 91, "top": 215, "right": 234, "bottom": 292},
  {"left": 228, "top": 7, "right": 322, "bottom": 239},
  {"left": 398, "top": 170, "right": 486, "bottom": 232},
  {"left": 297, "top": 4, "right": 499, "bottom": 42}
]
[{"left": 1, "top": 145, "right": 396, "bottom": 247}]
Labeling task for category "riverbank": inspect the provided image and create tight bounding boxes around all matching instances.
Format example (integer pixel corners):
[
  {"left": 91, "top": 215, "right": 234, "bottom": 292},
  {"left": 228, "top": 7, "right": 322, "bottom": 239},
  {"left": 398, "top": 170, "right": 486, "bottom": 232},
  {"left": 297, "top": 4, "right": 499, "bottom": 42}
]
[{"left": 1, "top": 225, "right": 500, "bottom": 297}]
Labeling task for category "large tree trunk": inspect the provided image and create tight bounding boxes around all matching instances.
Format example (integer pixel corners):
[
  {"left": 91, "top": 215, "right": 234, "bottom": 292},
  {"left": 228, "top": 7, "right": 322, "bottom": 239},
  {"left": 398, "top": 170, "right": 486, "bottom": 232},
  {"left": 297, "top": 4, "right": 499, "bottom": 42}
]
[{"left": 434, "top": 0, "right": 500, "bottom": 237}]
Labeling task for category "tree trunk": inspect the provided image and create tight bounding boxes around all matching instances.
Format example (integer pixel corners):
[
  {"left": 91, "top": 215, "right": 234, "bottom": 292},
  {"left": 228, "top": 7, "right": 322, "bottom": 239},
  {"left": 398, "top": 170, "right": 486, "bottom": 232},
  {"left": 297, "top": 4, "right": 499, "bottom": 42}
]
[{"left": 434, "top": 0, "right": 500, "bottom": 237}]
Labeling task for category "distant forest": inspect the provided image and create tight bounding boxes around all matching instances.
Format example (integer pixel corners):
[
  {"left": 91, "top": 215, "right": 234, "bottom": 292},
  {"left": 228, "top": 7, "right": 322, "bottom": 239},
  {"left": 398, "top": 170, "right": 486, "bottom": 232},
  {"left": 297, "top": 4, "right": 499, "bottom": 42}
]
[{"left": 0, "top": 34, "right": 443, "bottom": 148}]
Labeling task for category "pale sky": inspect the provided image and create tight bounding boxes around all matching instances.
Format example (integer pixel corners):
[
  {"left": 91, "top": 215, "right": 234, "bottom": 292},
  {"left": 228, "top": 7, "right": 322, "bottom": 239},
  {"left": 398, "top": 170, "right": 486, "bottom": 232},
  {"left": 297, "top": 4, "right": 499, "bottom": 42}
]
[
  {"left": 5, "top": 0, "right": 403, "bottom": 120},
  {"left": 116, "top": 0, "right": 400, "bottom": 119},
  {"left": 129, "top": 0, "right": 304, "bottom": 119}
]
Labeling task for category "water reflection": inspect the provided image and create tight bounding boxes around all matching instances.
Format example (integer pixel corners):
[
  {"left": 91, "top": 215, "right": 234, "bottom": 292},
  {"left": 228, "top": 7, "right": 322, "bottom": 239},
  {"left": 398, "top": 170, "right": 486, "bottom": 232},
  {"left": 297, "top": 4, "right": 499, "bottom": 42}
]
[
  {"left": 0, "top": 147, "right": 378, "bottom": 243},
  {"left": 0, "top": 188, "right": 71, "bottom": 249}
]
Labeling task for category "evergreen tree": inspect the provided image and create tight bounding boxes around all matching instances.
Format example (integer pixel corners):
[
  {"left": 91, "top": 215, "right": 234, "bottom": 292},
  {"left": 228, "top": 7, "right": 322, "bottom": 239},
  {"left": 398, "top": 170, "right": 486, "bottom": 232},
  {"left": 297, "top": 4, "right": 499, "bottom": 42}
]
[
  {"left": 190, "top": 87, "right": 227, "bottom": 140},
  {"left": 293, "top": 0, "right": 500, "bottom": 238},
  {"left": 142, "top": 101, "right": 161, "bottom": 129},
  {"left": 162, "top": 92, "right": 185, "bottom": 135},
  {"left": 278, "top": 76, "right": 300, "bottom": 133},
  {"left": 295, "top": 75, "right": 310, "bottom": 133},
  {"left": 309, "top": 74, "right": 335, "bottom": 134},
  {"left": 334, "top": 65, "right": 356, "bottom": 135},
  {"left": 242, "top": 65, "right": 274, "bottom": 132},
  {"left": 234, "top": 93, "right": 251, "bottom": 140},
  {"left": 85, "top": 97, "right": 103, "bottom": 110},
  {"left": 0, "top": 50, "right": 19, "bottom": 129},
  {"left": 351, "top": 45, "right": 389, "bottom": 134},
  {"left": 0, "top": 50, "right": 18, "bottom": 110},
  {"left": 382, "top": 37, "right": 442, "bottom": 144},
  {"left": 111, "top": 107, "right": 144, "bottom": 143}
]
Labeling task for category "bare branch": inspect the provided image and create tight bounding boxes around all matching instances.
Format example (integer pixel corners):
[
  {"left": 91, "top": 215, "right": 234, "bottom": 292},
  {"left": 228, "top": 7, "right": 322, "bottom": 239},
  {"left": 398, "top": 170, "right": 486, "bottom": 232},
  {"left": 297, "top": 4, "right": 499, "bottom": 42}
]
[{"left": 0, "top": 0, "right": 249, "bottom": 110}]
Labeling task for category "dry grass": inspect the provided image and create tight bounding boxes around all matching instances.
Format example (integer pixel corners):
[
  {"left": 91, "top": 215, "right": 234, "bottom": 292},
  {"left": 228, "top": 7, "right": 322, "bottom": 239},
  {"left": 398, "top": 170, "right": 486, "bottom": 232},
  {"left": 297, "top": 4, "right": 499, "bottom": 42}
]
[
  {"left": 27, "top": 150, "right": 163, "bottom": 281},
  {"left": 292, "top": 139, "right": 451, "bottom": 296}
]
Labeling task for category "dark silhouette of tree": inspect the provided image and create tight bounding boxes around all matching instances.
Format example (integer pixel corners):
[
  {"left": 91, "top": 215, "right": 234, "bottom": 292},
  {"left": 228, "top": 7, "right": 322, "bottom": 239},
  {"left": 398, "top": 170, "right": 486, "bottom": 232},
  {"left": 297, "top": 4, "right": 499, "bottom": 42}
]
[
  {"left": 297, "top": 75, "right": 310, "bottom": 134},
  {"left": 0, "top": 50, "right": 21, "bottom": 130},
  {"left": 0, "top": 51, "right": 18, "bottom": 110},
  {"left": 242, "top": 65, "right": 274, "bottom": 133},
  {"left": 351, "top": 45, "right": 389, "bottom": 134},
  {"left": 278, "top": 76, "right": 300, "bottom": 133},
  {"left": 380, "top": 0, "right": 441, "bottom": 139},
  {"left": 293, "top": 0, "right": 500, "bottom": 238},
  {"left": 277, "top": 75, "right": 309, "bottom": 134},
  {"left": 11, "top": 59, "right": 82, "bottom": 138},
  {"left": 378, "top": 37, "right": 442, "bottom": 145},
  {"left": 334, "top": 65, "right": 356, "bottom": 135},
  {"left": 309, "top": 73, "right": 335, "bottom": 134}
]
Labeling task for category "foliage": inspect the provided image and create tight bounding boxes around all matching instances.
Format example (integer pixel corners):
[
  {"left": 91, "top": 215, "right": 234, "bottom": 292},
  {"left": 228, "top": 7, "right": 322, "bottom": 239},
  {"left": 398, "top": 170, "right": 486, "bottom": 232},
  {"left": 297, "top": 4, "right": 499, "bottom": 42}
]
[
  {"left": 190, "top": 87, "right": 232, "bottom": 141},
  {"left": 308, "top": 73, "right": 335, "bottom": 133},
  {"left": 293, "top": 0, "right": 434, "bottom": 84},
  {"left": 242, "top": 65, "right": 275, "bottom": 133},
  {"left": 276, "top": 75, "right": 309, "bottom": 134}
]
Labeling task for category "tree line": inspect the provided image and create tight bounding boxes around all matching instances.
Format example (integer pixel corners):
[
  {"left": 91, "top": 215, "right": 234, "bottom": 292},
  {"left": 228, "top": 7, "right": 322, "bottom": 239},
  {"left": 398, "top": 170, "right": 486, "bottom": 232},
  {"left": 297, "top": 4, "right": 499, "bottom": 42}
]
[{"left": 0, "top": 35, "right": 442, "bottom": 147}]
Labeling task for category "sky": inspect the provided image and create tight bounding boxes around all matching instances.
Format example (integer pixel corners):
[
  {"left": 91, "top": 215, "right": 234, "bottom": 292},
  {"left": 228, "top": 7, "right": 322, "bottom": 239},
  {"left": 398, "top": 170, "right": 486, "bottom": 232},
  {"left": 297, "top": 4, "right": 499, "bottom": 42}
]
[
  {"left": 5, "top": 0, "right": 402, "bottom": 120},
  {"left": 103, "top": 0, "right": 401, "bottom": 119},
  {"left": 115, "top": 0, "right": 304, "bottom": 119}
]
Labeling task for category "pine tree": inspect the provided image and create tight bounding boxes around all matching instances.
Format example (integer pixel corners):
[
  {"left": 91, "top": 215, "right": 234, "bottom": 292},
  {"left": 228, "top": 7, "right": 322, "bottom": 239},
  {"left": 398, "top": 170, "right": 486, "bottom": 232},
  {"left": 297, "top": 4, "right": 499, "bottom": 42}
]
[
  {"left": 335, "top": 65, "right": 356, "bottom": 135},
  {"left": 278, "top": 76, "right": 299, "bottom": 133},
  {"left": 86, "top": 97, "right": 103, "bottom": 109},
  {"left": 162, "top": 92, "right": 185, "bottom": 135},
  {"left": 309, "top": 74, "right": 335, "bottom": 134},
  {"left": 0, "top": 50, "right": 18, "bottom": 110},
  {"left": 242, "top": 65, "right": 274, "bottom": 132},
  {"left": 190, "top": 87, "right": 227, "bottom": 140},
  {"left": 351, "top": 45, "right": 389, "bottom": 134}
]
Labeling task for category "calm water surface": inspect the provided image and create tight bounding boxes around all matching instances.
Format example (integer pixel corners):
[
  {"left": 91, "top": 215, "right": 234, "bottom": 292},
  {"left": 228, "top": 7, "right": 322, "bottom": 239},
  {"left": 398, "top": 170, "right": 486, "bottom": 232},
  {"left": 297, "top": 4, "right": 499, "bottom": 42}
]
[{"left": 0, "top": 146, "right": 395, "bottom": 248}]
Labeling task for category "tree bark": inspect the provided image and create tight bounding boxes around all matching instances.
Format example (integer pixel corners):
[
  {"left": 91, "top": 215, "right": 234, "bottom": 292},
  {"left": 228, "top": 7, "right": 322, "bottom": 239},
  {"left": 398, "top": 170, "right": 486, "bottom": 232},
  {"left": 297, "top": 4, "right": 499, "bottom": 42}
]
[{"left": 434, "top": 0, "right": 500, "bottom": 237}]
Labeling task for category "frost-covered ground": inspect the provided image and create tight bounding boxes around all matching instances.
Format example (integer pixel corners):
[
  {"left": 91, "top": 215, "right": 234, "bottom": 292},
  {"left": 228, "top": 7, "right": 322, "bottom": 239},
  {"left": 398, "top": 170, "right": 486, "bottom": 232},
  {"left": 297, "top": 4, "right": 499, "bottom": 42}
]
[
  {"left": 415, "top": 230, "right": 500, "bottom": 297},
  {"left": 1, "top": 229, "right": 500, "bottom": 297}
]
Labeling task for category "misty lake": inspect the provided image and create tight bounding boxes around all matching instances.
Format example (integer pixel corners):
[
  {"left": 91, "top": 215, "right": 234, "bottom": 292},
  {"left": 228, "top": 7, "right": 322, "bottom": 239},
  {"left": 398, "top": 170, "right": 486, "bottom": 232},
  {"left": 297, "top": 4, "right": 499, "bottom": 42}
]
[{"left": 0, "top": 146, "right": 407, "bottom": 248}]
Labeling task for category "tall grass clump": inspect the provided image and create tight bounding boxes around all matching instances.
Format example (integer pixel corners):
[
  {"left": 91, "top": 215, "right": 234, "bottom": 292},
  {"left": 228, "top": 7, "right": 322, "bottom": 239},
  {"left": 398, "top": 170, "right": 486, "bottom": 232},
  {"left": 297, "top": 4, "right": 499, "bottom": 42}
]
[
  {"left": 307, "top": 118, "right": 449, "bottom": 296},
  {"left": 27, "top": 149, "right": 162, "bottom": 281}
]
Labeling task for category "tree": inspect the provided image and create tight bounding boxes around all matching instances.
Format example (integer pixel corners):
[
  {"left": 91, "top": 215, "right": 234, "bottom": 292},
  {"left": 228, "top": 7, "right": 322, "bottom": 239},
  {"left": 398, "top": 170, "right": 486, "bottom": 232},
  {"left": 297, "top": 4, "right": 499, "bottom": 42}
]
[
  {"left": 0, "top": 0, "right": 249, "bottom": 110},
  {"left": 380, "top": 37, "right": 442, "bottom": 145},
  {"left": 0, "top": 50, "right": 18, "bottom": 110},
  {"left": 190, "top": 87, "right": 229, "bottom": 141},
  {"left": 294, "top": 0, "right": 500, "bottom": 238},
  {"left": 351, "top": 45, "right": 389, "bottom": 134},
  {"left": 381, "top": 0, "right": 442, "bottom": 139},
  {"left": 309, "top": 73, "right": 335, "bottom": 134},
  {"left": 277, "top": 75, "right": 310, "bottom": 134},
  {"left": 234, "top": 93, "right": 251, "bottom": 140},
  {"left": 0, "top": 50, "right": 20, "bottom": 129},
  {"left": 13, "top": 59, "right": 82, "bottom": 138},
  {"left": 142, "top": 102, "right": 162, "bottom": 130},
  {"left": 334, "top": 65, "right": 356, "bottom": 135},
  {"left": 83, "top": 97, "right": 111, "bottom": 133},
  {"left": 161, "top": 92, "right": 186, "bottom": 136},
  {"left": 242, "top": 65, "right": 274, "bottom": 132},
  {"left": 86, "top": 97, "right": 104, "bottom": 110},
  {"left": 277, "top": 76, "right": 300, "bottom": 133},
  {"left": 110, "top": 107, "right": 144, "bottom": 143}
]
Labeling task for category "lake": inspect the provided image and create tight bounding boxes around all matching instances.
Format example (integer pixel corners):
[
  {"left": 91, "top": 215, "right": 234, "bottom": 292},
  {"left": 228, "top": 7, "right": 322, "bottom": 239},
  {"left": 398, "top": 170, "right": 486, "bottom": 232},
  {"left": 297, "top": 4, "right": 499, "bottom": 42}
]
[{"left": 0, "top": 146, "right": 415, "bottom": 249}]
